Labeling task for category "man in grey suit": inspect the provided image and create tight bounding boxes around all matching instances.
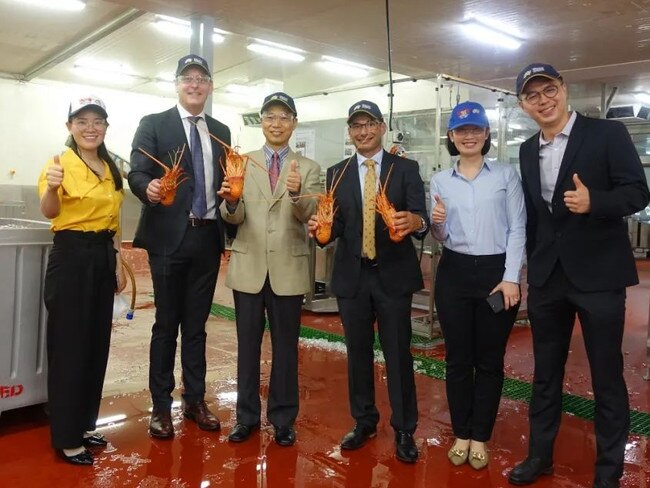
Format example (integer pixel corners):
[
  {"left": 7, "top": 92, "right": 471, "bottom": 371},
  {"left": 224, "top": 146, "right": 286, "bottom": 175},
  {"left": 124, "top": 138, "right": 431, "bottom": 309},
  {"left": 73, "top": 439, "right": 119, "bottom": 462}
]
[
  {"left": 218, "top": 92, "right": 321, "bottom": 446},
  {"left": 128, "top": 54, "right": 230, "bottom": 439}
]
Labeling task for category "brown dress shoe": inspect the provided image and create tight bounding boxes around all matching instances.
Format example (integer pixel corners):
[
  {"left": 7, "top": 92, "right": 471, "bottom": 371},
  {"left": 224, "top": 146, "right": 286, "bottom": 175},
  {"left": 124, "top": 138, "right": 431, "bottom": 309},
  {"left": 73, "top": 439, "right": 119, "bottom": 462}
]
[
  {"left": 149, "top": 407, "right": 174, "bottom": 439},
  {"left": 183, "top": 401, "right": 221, "bottom": 431}
]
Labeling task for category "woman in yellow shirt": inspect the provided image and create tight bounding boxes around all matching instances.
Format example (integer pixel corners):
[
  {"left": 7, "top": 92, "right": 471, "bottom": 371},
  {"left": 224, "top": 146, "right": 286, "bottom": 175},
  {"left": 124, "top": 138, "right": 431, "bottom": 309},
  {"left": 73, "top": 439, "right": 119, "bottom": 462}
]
[{"left": 38, "top": 96, "right": 125, "bottom": 466}]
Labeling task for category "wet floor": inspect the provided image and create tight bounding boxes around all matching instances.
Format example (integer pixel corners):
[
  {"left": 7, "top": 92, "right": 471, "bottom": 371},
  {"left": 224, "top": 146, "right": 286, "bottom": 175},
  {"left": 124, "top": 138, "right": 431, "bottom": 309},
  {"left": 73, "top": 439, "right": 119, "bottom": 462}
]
[{"left": 0, "top": 248, "right": 649, "bottom": 487}]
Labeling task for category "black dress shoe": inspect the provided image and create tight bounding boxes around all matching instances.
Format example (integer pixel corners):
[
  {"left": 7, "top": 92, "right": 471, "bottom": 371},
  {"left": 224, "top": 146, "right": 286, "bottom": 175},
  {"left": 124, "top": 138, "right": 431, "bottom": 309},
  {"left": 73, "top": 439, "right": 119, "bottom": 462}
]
[
  {"left": 508, "top": 457, "right": 553, "bottom": 485},
  {"left": 82, "top": 433, "right": 108, "bottom": 448},
  {"left": 228, "top": 423, "right": 260, "bottom": 443},
  {"left": 57, "top": 448, "right": 94, "bottom": 466},
  {"left": 340, "top": 424, "right": 377, "bottom": 450},
  {"left": 274, "top": 426, "right": 296, "bottom": 447},
  {"left": 183, "top": 400, "right": 221, "bottom": 431},
  {"left": 149, "top": 407, "right": 174, "bottom": 439},
  {"left": 395, "top": 431, "right": 418, "bottom": 463}
]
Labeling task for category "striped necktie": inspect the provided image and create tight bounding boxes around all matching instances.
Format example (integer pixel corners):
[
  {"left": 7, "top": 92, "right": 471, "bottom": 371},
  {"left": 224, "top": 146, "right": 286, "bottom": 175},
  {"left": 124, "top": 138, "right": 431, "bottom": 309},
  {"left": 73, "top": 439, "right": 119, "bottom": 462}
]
[{"left": 188, "top": 116, "right": 207, "bottom": 218}]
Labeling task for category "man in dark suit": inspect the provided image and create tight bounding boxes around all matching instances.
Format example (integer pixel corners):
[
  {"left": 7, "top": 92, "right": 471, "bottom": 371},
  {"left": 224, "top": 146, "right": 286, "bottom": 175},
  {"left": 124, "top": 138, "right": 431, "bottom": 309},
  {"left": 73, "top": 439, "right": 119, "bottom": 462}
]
[
  {"left": 308, "top": 100, "right": 429, "bottom": 463},
  {"left": 128, "top": 54, "right": 231, "bottom": 439},
  {"left": 507, "top": 63, "right": 649, "bottom": 488}
]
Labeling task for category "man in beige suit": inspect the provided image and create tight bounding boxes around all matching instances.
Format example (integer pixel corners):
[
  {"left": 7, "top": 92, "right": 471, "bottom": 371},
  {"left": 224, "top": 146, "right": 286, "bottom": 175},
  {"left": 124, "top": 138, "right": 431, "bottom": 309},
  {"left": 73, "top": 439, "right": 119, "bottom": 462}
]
[{"left": 218, "top": 92, "right": 321, "bottom": 446}]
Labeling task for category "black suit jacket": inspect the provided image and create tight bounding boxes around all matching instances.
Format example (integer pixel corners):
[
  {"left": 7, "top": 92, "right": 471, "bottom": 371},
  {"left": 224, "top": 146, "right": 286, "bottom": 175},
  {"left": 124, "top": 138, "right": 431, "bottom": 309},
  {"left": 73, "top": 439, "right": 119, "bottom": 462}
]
[
  {"left": 128, "top": 106, "right": 231, "bottom": 255},
  {"left": 327, "top": 150, "right": 429, "bottom": 298},
  {"left": 520, "top": 112, "right": 649, "bottom": 291}
]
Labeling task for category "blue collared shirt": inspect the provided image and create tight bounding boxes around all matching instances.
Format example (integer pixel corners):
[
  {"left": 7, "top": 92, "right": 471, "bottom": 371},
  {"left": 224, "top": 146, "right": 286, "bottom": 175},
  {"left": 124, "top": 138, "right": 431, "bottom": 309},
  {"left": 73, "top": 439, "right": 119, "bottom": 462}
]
[
  {"left": 538, "top": 111, "right": 577, "bottom": 211},
  {"left": 355, "top": 149, "right": 383, "bottom": 196},
  {"left": 263, "top": 144, "right": 290, "bottom": 171},
  {"left": 429, "top": 159, "right": 526, "bottom": 283}
]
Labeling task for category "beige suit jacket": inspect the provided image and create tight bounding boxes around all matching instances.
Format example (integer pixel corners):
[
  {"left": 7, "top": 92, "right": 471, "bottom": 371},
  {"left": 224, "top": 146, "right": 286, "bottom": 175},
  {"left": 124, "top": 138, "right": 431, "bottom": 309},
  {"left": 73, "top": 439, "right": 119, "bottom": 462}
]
[{"left": 220, "top": 148, "right": 321, "bottom": 295}]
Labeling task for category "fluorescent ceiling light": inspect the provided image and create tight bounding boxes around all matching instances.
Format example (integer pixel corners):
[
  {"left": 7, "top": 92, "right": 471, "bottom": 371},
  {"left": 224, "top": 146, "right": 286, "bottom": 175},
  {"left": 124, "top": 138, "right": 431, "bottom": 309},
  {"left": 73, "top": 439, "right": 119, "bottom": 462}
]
[
  {"left": 152, "top": 15, "right": 225, "bottom": 43},
  {"left": 463, "top": 15, "right": 522, "bottom": 50},
  {"left": 17, "top": 0, "right": 85, "bottom": 11},
  {"left": 74, "top": 59, "right": 138, "bottom": 85},
  {"left": 318, "top": 55, "right": 370, "bottom": 77},
  {"left": 321, "top": 55, "right": 371, "bottom": 69},
  {"left": 247, "top": 42, "right": 305, "bottom": 62},
  {"left": 251, "top": 38, "right": 304, "bottom": 53}
]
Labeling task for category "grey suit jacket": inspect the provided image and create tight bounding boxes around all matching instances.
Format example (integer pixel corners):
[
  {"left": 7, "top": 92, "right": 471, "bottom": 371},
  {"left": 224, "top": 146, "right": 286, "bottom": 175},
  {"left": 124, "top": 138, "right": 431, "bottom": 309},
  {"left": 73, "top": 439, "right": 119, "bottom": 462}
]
[{"left": 220, "top": 148, "right": 321, "bottom": 295}]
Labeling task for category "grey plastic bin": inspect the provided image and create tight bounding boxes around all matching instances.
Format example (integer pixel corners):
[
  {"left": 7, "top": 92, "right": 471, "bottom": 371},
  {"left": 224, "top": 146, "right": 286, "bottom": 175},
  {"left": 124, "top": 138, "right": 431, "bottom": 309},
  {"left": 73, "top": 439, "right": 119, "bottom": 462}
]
[{"left": 0, "top": 218, "right": 52, "bottom": 416}]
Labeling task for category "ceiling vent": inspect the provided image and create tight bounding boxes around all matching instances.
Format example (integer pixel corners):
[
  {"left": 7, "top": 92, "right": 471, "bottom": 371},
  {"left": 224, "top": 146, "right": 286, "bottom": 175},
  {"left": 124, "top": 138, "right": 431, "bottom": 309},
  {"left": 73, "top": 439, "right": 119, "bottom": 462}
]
[
  {"left": 242, "top": 112, "right": 262, "bottom": 126},
  {"left": 605, "top": 105, "right": 650, "bottom": 121}
]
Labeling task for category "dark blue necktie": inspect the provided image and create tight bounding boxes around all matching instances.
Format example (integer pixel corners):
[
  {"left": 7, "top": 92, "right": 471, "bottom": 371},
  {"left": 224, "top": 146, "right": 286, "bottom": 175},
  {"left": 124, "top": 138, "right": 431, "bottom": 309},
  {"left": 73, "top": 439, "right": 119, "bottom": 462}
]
[{"left": 189, "top": 116, "right": 207, "bottom": 218}]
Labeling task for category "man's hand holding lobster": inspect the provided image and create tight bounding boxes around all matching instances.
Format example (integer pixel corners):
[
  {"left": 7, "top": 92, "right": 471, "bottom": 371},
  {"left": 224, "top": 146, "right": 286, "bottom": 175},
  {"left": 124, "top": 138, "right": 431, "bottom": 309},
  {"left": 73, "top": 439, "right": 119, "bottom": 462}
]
[
  {"left": 217, "top": 177, "right": 240, "bottom": 205},
  {"left": 146, "top": 179, "right": 162, "bottom": 204}
]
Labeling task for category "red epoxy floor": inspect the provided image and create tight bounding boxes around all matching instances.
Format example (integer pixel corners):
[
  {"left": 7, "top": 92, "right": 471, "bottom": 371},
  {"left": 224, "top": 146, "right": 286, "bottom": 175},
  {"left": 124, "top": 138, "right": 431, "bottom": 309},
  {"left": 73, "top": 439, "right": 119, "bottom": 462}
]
[{"left": 0, "top": 250, "right": 649, "bottom": 487}]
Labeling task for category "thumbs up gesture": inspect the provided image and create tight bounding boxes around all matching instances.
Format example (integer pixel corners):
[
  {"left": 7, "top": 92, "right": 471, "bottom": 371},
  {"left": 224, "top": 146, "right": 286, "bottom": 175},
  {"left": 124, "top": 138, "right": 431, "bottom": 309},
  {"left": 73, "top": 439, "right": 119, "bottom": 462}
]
[
  {"left": 431, "top": 194, "right": 447, "bottom": 224},
  {"left": 563, "top": 173, "right": 591, "bottom": 214},
  {"left": 286, "top": 159, "right": 301, "bottom": 195},
  {"left": 46, "top": 155, "right": 64, "bottom": 192}
]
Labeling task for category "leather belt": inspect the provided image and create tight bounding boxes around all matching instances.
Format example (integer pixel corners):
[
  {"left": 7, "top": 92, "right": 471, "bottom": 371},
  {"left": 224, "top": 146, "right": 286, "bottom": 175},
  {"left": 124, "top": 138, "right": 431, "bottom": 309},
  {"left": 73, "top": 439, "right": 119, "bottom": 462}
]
[
  {"left": 188, "top": 217, "right": 215, "bottom": 227},
  {"left": 361, "top": 257, "right": 377, "bottom": 267}
]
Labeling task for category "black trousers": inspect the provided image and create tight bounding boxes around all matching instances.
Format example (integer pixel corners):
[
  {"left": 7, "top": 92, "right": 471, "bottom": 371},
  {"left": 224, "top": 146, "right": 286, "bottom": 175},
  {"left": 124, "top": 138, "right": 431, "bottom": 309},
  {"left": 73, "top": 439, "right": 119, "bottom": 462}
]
[
  {"left": 148, "top": 222, "right": 221, "bottom": 408},
  {"left": 434, "top": 248, "right": 518, "bottom": 442},
  {"left": 527, "top": 263, "right": 629, "bottom": 483},
  {"left": 232, "top": 278, "right": 303, "bottom": 427},
  {"left": 337, "top": 262, "right": 418, "bottom": 433},
  {"left": 44, "top": 230, "right": 116, "bottom": 449}
]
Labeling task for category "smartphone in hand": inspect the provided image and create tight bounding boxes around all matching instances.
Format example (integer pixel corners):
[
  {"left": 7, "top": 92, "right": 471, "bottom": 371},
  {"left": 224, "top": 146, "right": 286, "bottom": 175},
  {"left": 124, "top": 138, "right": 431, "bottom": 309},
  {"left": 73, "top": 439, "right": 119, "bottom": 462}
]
[{"left": 486, "top": 291, "right": 505, "bottom": 313}]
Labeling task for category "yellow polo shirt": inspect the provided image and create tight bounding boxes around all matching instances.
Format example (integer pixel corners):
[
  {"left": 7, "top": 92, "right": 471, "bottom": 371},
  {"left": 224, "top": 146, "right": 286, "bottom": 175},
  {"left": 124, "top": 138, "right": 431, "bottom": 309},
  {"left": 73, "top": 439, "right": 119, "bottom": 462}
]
[{"left": 37, "top": 148, "right": 124, "bottom": 232}]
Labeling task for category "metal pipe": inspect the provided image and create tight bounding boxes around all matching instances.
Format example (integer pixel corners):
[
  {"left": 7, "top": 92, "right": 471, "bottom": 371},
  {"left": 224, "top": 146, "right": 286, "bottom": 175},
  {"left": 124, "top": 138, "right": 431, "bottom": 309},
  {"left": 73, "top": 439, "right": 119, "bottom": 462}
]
[
  {"left": 440, "top": 73, "right": 517, "bottom": 97},
  {"left": 496, "top": 97, "right": 507, "bottom": 161},
  {"left": 189, "top": 15, "right": 215, "bottom": 115},
  {"left": 434, "top": 74, "right": 442, "bottom": 173}
]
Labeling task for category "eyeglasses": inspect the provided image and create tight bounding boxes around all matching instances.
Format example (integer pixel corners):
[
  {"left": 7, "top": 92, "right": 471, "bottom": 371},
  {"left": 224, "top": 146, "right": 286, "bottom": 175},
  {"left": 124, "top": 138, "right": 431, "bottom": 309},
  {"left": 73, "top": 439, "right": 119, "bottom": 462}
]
[
  {"left": 261, "top": 113, "right": 295, "bottom": 124},
  {"left": 72, "top": 118, "right": 108, "bottom": 130},
  {"left": 349, "top": 120, "right": 381, "bottom": 132},
  {"left": 452, "top": 127, "right": 486, "bottom": 136},
  {"left": 519, "top": 84, "right": 560, "bottom": 105},
  {"left": 177, "top": 75, "right": 212, "bottom": 85}
]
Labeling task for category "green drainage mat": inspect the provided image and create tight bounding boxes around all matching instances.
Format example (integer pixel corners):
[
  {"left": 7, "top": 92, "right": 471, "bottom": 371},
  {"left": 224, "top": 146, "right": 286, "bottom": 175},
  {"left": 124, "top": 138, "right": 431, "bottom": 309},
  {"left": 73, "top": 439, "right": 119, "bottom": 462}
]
[{"left": 209, "top": 302, "right": 650, "bottom": 437}]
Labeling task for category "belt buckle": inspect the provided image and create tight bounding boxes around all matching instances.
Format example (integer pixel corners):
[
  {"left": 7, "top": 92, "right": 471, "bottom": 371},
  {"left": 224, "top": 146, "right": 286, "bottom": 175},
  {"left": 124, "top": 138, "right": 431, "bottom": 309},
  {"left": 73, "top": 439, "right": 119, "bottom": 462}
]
[{"left": 189, "top": 218, "right": 202, "bottom": 227}]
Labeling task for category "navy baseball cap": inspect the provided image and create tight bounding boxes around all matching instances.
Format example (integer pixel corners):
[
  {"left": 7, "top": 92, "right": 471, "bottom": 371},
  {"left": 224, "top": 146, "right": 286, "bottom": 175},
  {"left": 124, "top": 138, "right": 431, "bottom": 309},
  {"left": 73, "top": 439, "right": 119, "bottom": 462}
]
[
  {"left": 447, "top": 101, "right": 489, "bottom": 131},
  {"left": 515, "top": 63, "right": 562, "bottom": 95},
  {"left": 176, "top": 54, "right": 211, "bottom": 77},
  {"left": 347, "top": 100, "right": 384, "bottom": 124},
  {"left": 261, "top": 92, "right": 297, "bottom": 115}
]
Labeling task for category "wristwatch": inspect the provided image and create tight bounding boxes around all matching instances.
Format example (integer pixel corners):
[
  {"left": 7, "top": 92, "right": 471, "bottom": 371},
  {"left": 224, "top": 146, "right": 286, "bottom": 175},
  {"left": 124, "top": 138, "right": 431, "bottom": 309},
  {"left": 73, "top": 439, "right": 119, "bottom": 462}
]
[{"left": 417, "top": 216, "right": 427, "bottom": 233}]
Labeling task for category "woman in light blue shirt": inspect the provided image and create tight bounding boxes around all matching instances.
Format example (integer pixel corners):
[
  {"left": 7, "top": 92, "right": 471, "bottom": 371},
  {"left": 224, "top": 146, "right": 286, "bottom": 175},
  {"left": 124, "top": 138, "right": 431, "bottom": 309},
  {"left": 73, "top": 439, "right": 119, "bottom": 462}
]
[{"left": 430, "top": 101, "right": 526, "bottom": 470}]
